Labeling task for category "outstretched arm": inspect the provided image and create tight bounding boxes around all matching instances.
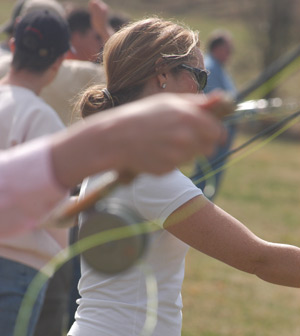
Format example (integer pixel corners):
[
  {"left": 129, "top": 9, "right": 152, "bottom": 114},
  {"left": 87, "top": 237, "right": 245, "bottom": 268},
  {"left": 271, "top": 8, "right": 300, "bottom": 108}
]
[{"left": 165, "top": 195, "right": 300, "bottom": 287}]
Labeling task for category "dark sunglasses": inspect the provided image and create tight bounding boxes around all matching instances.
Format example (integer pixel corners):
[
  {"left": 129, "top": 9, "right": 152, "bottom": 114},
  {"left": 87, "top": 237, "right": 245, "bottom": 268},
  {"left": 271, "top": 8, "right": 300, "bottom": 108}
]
[{"left": 178, "top": 64, "right": 209, "bottom": 91}]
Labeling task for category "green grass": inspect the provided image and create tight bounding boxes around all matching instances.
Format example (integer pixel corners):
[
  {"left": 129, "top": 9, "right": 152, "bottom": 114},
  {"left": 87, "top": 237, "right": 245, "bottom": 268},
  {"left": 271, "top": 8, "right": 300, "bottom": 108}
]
[{"left": 182, "top": 132, "right": 300, "bottom": 336}]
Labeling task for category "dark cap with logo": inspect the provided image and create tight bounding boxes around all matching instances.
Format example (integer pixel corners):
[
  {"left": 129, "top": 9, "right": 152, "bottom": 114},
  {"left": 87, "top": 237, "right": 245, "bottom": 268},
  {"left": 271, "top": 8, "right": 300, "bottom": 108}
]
[{"left": 14, "top": 9, "right": 70, "bottom": 61}]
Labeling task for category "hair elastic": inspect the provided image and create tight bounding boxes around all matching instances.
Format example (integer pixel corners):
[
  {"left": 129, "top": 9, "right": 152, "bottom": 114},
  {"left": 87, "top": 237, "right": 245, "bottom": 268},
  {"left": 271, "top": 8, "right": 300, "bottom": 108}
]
[{"left": 102, "top": 88, "right": 115, "bottom": 107}]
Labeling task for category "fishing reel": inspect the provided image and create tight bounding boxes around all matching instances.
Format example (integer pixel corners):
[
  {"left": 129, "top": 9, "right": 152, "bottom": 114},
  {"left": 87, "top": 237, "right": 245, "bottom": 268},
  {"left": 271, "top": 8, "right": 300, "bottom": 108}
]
[{"left": 78, "top": 199, "right": 148, "bottom": 275}]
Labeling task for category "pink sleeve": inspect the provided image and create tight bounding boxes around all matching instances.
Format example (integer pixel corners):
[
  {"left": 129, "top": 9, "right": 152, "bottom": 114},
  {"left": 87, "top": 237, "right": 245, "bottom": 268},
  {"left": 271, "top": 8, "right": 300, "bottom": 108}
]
[{"left": 0, "top": 137, "right": 68, "bottom": 237}]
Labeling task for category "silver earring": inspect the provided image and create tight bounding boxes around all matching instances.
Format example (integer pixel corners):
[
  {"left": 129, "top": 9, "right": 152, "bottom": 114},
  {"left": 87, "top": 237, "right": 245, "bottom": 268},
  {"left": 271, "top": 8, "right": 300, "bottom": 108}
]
[{"left": 162, "top": 83, "right": 167, "bottom": 89}]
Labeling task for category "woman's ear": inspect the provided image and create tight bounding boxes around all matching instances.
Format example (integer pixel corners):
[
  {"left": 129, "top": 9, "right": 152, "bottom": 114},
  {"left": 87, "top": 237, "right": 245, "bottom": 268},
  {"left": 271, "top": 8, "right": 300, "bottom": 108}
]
[
  {"left": 155, "top": 58, "right": 169, "bottom": 89},
  {"left": 157, "top": 73, "right": 168, "bottom": 89}
]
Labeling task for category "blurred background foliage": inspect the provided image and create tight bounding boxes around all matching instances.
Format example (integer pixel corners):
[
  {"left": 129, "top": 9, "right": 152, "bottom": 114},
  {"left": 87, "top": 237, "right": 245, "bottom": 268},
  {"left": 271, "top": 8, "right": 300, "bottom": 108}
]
[
  {"left": 74, "top": 0, "right": 300, "bottom": 100},
  {"left": 1, "top": 0, "right": 300, "bottom": 99}
]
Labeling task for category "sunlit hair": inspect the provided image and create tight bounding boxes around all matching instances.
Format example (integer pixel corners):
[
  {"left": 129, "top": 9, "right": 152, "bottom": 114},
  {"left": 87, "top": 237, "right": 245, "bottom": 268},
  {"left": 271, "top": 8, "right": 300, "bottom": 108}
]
[{"left": 76, "top": 17, "right": 200, "bottom": 117}]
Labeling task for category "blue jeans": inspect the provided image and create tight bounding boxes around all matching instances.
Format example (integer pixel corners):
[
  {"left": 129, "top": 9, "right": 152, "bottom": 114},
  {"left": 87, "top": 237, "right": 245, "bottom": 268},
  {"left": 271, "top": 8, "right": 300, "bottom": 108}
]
[{"left": 0, "top": 257, "right": 48, "bottom": 336}]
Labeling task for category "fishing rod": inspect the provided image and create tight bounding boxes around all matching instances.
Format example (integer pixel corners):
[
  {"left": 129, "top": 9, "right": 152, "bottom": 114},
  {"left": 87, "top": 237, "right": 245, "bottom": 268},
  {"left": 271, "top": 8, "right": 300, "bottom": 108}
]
[
  {"left": 191, "top": 108, "right": 300, "bottom": 184},
  {"left": 42, "top": 45, "right": 300, "bottom": 273},
  {"left": 223, "top": 97, "right": 300, "bottom": 127},
  {"left": 220, "top": 43, "right": 300, "bottom": 126},
  {"left": 48, "top": 43, "right": 300, "bottom": 227},
  {"left": 219, "top": 42, "right": 300, "bottom": 130},
  {"left": 236, "top": 43, "right": 300, "bottom": 103},
  {"left": 15, "top": 52, "right": 300, "bottom": 336},
  {"left": 191, "top": 43, "right": 300, "bottom": 196}
]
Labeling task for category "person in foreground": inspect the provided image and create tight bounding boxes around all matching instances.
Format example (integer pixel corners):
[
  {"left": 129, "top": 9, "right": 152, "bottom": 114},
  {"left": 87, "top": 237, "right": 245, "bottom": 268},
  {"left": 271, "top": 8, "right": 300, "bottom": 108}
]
[
  {"left": 68, "top": 18, "right": 300, "bottom": 336},
  {"left": 0, "top": 91, "right": 225, "bottom": 238}
]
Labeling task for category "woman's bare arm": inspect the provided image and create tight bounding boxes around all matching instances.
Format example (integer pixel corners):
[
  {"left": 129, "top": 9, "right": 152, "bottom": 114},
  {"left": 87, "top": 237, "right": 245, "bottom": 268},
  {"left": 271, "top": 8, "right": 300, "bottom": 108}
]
[{"left": 165, "top": 195, "right": 300, "bottom": 287}]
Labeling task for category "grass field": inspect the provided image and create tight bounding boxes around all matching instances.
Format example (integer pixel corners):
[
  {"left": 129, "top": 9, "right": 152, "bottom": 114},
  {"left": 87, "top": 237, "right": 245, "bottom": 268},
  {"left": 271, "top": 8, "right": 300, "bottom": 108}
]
[{"left": 1, "top": 1, "right": 300, "bottom": 335}]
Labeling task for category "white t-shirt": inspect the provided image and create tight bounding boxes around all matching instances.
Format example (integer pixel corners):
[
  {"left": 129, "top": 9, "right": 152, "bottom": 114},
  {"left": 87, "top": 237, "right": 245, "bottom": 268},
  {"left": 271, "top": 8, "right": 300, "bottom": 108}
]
[
  {"left": 69, "top": 170, "right": 202, "bottom": 336},
  {"left": 0, "top": 55, "right": 105, "bottom": 126},
  {"left": 0, "top": 85, "right": 68, "bottom": 270},
  {"left": 0, "top": 85, "right": 64, "bottom": 147}
]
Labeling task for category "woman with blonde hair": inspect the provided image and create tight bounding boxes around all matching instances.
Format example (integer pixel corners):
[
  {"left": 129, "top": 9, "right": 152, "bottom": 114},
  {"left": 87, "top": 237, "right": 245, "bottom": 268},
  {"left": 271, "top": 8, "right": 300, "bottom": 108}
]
[{"left": 68, "top": 18, "right": 300, "bottom": 336}]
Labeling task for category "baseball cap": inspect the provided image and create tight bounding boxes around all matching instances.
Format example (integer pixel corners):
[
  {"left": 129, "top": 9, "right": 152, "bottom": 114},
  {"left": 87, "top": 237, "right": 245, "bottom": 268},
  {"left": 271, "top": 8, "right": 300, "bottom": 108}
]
[
  {"left": 20, "top": 0, "right": 66, "bottom": 18},
  {"left": 14, "top": 9, "right": 70, "bottom": 61}
]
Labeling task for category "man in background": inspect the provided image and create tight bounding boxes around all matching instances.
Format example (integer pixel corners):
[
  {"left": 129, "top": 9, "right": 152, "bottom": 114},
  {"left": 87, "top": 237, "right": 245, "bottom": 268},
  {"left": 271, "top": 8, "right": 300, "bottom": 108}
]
[
  {"left": 194, "top": 29, "right": 237, "bottom": 200},
  {"left": 0, "top": 0, "right": 111, "bottom": 125}
]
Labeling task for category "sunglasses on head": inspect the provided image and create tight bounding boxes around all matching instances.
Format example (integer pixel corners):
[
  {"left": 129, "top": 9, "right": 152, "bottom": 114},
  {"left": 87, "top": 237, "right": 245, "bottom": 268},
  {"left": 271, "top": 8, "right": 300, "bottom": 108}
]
[{"left": 178, "top": 64, "right": 209, "bottom": 91}]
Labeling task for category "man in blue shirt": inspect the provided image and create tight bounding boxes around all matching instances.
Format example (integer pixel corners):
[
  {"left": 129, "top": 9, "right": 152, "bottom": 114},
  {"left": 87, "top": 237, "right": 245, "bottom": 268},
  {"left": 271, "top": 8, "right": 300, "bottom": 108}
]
[
  {"left": 194, "top": 29, "right": 236, "bottom": 200},
  {"left": 204, "top": 31, "right": 236, "bottom": 95}
]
